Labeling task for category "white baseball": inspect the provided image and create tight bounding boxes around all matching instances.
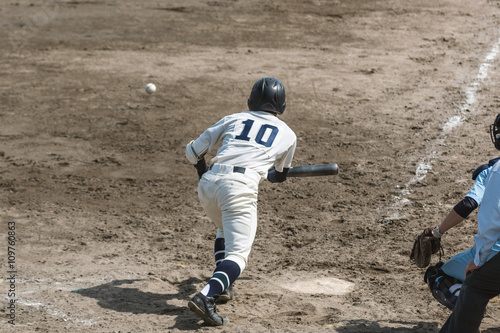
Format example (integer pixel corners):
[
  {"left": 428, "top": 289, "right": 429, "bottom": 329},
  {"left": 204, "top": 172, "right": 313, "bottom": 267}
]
[{"left": 145, "top": 83, "right": 156, "bottom": 94}]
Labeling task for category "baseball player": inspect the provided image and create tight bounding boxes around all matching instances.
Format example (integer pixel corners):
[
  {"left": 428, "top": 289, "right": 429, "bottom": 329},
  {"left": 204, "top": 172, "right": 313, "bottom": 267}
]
[
  {"left": 422, "top": 153, "right": 500, "bottom": 310},
  {"left": 431, "top": 113, "right": 500, "bottom": 333},
  {"left": 185, "top": 77, "right": 297, "bottom": 326}
]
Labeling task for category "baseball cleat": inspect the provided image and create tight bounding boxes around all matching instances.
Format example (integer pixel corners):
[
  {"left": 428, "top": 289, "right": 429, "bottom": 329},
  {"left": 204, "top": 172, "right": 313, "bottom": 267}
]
[
  {"left": 218, "top": 285, "right": 235, "bottom": 303},
  {"left": 188, "top": 292, "right": 229, "bottom": 326}
]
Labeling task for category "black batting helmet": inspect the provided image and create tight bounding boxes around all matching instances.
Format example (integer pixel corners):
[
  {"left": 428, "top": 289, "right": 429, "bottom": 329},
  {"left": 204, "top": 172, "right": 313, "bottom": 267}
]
[
  {"left": 490, "top": 113, "right": 500, "bottom": 150},
  {"left": 247, "top": 77, "right": 286, "bottom": 115}
]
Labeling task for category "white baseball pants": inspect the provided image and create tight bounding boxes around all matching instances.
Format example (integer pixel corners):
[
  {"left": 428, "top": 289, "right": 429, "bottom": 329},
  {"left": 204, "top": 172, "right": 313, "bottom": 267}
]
[{"left": 197, "top": 163, "right": 260, "bottom": 272}]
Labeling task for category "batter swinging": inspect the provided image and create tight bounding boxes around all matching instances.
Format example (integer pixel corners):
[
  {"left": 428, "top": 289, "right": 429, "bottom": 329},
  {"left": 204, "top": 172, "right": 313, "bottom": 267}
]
[{"left": 185, "top": 77, "right": 297, "bottom": 326}]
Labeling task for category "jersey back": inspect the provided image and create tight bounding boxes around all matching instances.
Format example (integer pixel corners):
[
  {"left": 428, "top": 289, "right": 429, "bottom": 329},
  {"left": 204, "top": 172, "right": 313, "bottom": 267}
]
[{"left": 193, "top": 111, "right": 296, "bottom": 177}]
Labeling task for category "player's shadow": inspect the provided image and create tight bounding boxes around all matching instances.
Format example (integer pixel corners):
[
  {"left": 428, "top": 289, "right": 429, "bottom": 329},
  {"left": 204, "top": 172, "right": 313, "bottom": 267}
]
[
  {"left": 335, "top": 319, "right": 438, "bottom": 332},
  {"left": 336, "top": 319, "right": 500, "bottom": 332},
  {"left": 73, "top": 277, "right": 206, "bottom": 330}
]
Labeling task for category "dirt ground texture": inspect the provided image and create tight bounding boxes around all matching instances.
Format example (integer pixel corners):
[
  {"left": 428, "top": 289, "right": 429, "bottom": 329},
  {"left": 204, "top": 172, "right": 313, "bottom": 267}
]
[{"left": 2, "top": 0, "right": 500, "bottom": 332}]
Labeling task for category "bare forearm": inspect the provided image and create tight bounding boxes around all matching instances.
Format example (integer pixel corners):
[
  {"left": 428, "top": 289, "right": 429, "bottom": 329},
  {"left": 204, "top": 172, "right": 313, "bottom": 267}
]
[{"left": 438, "top": 209, "right": 465, "bottom": 234}]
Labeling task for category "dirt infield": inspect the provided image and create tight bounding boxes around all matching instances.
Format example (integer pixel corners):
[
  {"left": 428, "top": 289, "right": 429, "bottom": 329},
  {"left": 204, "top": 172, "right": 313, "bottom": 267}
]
[{"left": 2, "top": 0, "right": 500, "bottom": 332}]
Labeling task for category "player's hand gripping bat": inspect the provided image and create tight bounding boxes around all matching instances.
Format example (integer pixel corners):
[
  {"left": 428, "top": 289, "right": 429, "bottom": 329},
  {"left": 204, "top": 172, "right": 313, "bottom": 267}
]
[{"left": 287, "top": 163, "right": 338, "bottom": 177}]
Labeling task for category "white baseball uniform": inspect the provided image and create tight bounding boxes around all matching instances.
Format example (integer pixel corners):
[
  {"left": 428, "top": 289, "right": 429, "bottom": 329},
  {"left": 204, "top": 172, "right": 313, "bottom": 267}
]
[{"left": 186, "top": 110, "right": 296, "bottom": 271}]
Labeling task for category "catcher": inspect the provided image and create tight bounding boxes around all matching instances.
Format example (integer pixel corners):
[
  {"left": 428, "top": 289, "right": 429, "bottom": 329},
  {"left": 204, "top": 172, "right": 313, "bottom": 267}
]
[
  {"left": 411, "top": 152, "right": 500, "bottom": 310},
  {"left": 412, "top": 113, "right": 500, "bottom": 333},
  {"left": 439, "top": 113, "right": 500, "bottom": 332}
]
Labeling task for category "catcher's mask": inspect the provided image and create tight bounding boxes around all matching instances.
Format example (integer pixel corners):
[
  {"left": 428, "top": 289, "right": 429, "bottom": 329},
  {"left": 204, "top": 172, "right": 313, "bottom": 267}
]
[
  {"left": 247, "top": 77, "right": 286, "bottom": 115},
  {"left": 490, "top": 113, "right": 500, "bottom": 150}
]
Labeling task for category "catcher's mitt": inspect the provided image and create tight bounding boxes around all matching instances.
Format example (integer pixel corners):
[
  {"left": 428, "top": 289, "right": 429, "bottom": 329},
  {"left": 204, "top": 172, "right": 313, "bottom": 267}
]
[{"left": 410, "top": 227, "right": 443, "bottom": 268}]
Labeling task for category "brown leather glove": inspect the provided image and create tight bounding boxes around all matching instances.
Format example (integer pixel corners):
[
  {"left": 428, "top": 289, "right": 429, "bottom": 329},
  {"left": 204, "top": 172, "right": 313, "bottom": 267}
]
[{"left": 410, "top": 227, "right": 442, "bottom": 268}]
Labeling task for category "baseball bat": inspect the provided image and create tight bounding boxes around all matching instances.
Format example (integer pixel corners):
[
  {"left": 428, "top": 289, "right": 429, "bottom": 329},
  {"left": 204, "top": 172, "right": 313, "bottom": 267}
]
[{"left": 287, "top": 163, "right": 338, "bottom": 177}]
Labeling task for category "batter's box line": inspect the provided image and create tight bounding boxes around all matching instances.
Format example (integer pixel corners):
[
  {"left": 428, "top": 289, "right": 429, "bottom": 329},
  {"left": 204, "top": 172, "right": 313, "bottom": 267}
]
[{"left": 13, "top": 297, "right": 97, "bottom": 326}]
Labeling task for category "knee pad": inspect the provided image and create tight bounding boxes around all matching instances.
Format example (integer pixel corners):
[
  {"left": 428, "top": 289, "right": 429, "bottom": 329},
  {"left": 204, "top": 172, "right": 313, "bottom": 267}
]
[{"left": 424, "top": 262, "right": 462, "bottom": 310}]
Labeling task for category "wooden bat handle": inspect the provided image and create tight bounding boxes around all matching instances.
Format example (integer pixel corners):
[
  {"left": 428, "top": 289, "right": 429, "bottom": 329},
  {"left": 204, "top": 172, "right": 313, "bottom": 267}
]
[{"left": 287, "top": 163, "right": 338, "bottom": 177}]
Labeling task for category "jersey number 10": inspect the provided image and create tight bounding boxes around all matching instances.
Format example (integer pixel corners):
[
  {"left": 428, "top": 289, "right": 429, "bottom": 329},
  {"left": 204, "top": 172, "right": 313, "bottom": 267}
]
[{"left": 235, "top": 119, "right": 278, "bottom": 148}]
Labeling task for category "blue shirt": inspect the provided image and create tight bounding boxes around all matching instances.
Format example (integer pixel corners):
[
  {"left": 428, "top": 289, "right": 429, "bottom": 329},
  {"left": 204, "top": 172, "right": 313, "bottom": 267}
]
[
  {"left": 474, "top": 160, "right": 500, "bottom": 265},
  {"left": 465, "top": 167, "right": 489, "bottom": 205}
]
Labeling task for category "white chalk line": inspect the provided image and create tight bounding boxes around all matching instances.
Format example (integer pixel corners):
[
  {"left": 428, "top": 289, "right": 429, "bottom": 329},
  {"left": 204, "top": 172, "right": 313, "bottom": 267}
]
[
  {"left": 387, "top": 36, "right": 500, "bottom": 220},
  {"left": 10, "top": 274, "right": 149, "bottom": 326},
  {"left": 15, "top": 297, "right": 96, "bottom": 326},
  {"left": 4, "top": 292, "right": 97, "bottom": 326},
  {"left": 5, "top": 277, "right": 110, "bottom": 326}
]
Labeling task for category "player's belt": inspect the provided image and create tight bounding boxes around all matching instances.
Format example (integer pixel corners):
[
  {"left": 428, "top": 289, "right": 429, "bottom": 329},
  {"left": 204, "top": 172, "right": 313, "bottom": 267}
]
[
  {"left": 208, "top": 163, "right": 261, "bottom": 183},
  {"left": 232, "top": 166, "right": 246, "bottom": 174},
  {"left": 209, "top": 164, "right": 245, "bottom": 173}
]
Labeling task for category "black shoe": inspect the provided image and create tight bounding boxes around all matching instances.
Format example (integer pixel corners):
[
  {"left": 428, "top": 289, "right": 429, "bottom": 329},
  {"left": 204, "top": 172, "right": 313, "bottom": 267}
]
[
  {"left": 218, "top": 285, "right": 235, "bottom": 303},
  {"left": 188, "top": 292, "right": 229, "bottom": 326}
]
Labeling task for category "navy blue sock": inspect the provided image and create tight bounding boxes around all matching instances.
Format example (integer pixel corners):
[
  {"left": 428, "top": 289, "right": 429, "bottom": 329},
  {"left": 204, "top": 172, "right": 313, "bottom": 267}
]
[
  {"left": 214, "top": 238, "right": 225, "bottom": 266},
  {"left": 206, "top": 259, "right": 241, "bottom": 297}
]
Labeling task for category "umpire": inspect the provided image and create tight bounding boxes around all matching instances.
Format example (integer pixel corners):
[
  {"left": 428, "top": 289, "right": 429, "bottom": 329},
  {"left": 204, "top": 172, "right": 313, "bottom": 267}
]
[{"left": 439, "top": 113, "right": 500, "bottom": 333}]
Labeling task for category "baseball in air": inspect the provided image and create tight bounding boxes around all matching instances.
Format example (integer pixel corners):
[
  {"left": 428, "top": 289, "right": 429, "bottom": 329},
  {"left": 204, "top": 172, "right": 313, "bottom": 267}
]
[{"left": 145, "top": 83, "right": 156, "bottom": 94}]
